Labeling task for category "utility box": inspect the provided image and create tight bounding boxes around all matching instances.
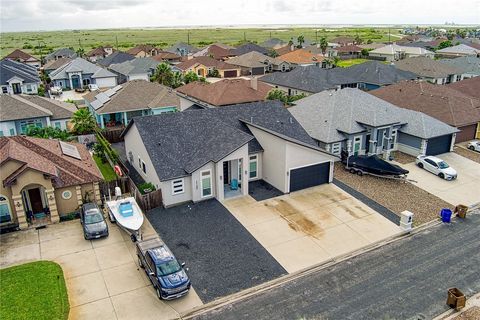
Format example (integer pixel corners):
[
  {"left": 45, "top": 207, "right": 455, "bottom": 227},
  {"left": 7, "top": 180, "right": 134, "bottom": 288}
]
[
  {"left": 447, "top": 288, "right": 466, "bottom": 311},
  {"left": 400, "top": 211, "right": 414, "bottom": 232}
]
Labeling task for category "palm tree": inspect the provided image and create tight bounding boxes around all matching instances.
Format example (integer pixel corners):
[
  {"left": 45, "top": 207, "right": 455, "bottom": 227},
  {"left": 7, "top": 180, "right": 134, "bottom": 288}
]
[
  {"left": 170, "top": 72, "right": 184, "bottom": 88},
  {"left": 183, "top": 71, "right": 199, "bottom": 84},
  {"left": 153, "top": 63, "right": 173, "bottom": 86},
  {"left": 71, "top": 108, "right": 97, "bottom": 134},
  {"left": 297, "top": 35, "right": 305, "bottom": 48},
  {"left": 319, "top": 37, "right": 328, "bottom": 55}
]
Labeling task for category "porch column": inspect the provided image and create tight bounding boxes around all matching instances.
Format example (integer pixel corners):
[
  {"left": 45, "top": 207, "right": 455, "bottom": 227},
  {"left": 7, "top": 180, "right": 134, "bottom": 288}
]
[
  {"left": 346, "top": 139, "right": 353, "bottom": 156},
  {"left": 12, "top": 194, "right": 28, "bottom": 230},
  {"left": 75, "top": 186, "right": 83, "bottom": 207},
  {"left": 123, "top": 112, "right": 128, "bottom": 126},
  {"left": 93, "top": 182, "right": 101, "bottom": 205},
  {"left": 420, "top": 139, "right": 428, "bottom": 155},
  {"left": 100, "top": 115, "right": 105, "bottom": 129},
  {"left": 45, "top": 188, "right": 59, "bottom": 224},
  {"left": 450, "top": 133, "right": 456, "bottom": 152},
  {"left": 384, "top": 129, "right": 393, "bottom": 160},
  {"left": 69, "top": 75, "right": 73, "bottom": 89},
  {"left": 79, "top": 74, "right": 83, "bottom": 88}
]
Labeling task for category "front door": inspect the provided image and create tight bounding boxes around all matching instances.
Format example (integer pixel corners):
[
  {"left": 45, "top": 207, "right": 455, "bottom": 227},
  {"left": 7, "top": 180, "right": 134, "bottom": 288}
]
[
  {"left": 223, "top": 162, "right": 229, "bottom": 184},
  {"left": 71, "top": 76, "right": 81, "bottom": 89},
  {"left": 12, "top": 83, "right": 21, "bottom": 94},
  {"left": 28, "top": 188, "right": 43, "bottom": 214},
  {"left": 353, "top": 136, "right": 362, "bottom": 156}
]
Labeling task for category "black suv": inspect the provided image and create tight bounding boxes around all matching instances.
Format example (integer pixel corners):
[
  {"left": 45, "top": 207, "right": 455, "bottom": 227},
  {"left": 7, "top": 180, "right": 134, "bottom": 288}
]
[{"left": 80, "top": 203, "right": 109, "bottom": 240}]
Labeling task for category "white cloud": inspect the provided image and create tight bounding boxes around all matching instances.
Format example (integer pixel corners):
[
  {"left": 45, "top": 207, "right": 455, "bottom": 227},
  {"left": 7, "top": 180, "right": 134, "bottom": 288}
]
[{"left": 0, "top": 0, "right": 478, "bottom": 32}]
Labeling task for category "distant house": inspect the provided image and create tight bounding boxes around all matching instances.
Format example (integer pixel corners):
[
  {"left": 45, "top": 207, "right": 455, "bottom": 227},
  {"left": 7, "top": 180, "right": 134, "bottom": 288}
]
[
  {"left": 440, "top": 56, "right": 480, "bottom": 79},
  {"left": 193, "top": 44, "right": 236, "bottom": 60},
  {"left": 260, "top": 61, "right": 417, "bottom": 96},
  {"left": 122, "top": 101, "right": 335, "bottom": 207},
  {"left": 0, "top": 136, "right": 102, "bottom": 229},
  {"left": 108, "top": 57, "right": 160, "bottom": 83},
  {"left": 97, "top": 51, "right": 135, "bottom": 67},
  {"left": 435, "top": 44, "right": 480, "bottom": 58},
  {"left": 151, "top": 51, "right": 182, "bottom": 63},
  {"left": 334, "top": 44, "right": 363, "bottom": 58},
  {"left": 44, "top": 48, "right": 77, "bottom": 63},
  {"left": 84, "top": 80, "right": 179, "bottom": 129},
  {"left": 260, "top": 38, "right": 287, "bottom": 50},
  {"left": 49, "top": 57, "right": 117, "bottom": 89},
  {"left": 231, "top": 43, "right": 269, "bottom": 56},
  {"left": 0, "top": 59, "right": 41, "bottom": 95},
  {"left": 358, "top": 43, "right": 387, "bottom": 50},
  {"left": 331, "top": 36, "right": 356, "bottom": 46},
  {"left": 165, "top": 42, "right": 200, "bottom": 57},
  {"left": 174, "top": 56, "right": 241, "bottom": 78},
  {"left": 3, "top": 49, "right": 41, "bottom": 68},
  {"left": 43, "top": 57, "right": 72, "bottom": 75},
  {"left": 176, "top": 78, "right": 273, "bottom": 109},
  {"left": 290, "top": 88, "right": 458, "bottom": 158},
  {"left": 86, "top": 47, "right": 109, "bottom": 62},
  {"left": 447, "top": 76, "right": 480, "bottom": 99},
  {"left": 0, "top": 95, "right": 76, "bottom": 136},
  {"left": 369, "top": 44, "right": 434, "bottom": 61},
  {"left": 279, "top": 49, "right": 326, "bottom": 67},
  {"left": 126, "top": 45, "right": 160, "bottom": 58},
  {"left": 226, "top": 51, "right": 290, "bottom": 75},
  {"left": 394, "top": 56, "right": 463, "bottom": 84},
  {"left": 371, "top": 81, "right": 480, "bottom": 142}
]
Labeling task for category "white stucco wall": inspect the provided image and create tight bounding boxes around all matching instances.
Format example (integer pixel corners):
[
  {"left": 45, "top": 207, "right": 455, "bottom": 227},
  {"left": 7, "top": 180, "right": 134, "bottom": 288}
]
[
  {"left": 161, "top": 176, "right": 193, "bottom": 208},
  {"left": 179, "top": 96, "right": 195, "bottom": 111},
  {"left": 94, "top": 77, "right": 117, "bottom": 88},
  {"left": 128, "top": 73, "right": 150, "bottom": 81},
  {"left": 191, "top": 162, "right": 216, "bottom": 203},
  {"left": 215, "top": 144, "right": 249, "bottom": 202},
  {"left": 0, "top": 121, "right": 17, "bottom": 136}
]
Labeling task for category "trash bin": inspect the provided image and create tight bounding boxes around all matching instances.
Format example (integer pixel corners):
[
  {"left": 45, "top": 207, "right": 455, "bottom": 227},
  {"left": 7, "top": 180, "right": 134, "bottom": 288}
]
[
  {"left": 440, "top": 208, "right": 452, "bottom": 223},
  {"left": 447, "top": 288, "right": 466, "bottom": 311},
  {"left": 454, "top": 205, "right": 468, "bottom": 218}
]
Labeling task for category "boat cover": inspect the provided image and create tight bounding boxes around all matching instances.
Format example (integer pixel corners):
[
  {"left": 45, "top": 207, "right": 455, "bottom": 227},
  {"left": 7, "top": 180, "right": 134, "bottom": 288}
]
[{"left": 347, "top": 155, "right": 409, "bottom": 176}]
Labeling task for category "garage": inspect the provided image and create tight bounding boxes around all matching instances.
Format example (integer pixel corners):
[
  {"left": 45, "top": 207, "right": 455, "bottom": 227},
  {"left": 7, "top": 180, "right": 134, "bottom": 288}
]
[
  {"left": 251, "top": 67, "right": 265, "bottom": 76},
  {"left": 456, "top": 124, "right": 478, "bottom": 143},
  {"left": 425, "top": 134, "right": 453, "bottom": 156},
  {"left": 223, "top": 70, "right": 238, "bottom": 78},
  {"left": 289, "top": 162, "right": 331, "bottom": 192}
]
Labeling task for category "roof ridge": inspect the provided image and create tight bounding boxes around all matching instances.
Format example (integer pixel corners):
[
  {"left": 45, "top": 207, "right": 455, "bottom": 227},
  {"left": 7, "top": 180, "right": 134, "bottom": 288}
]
[{"left": 10, "top": 95, "right": 53, "bottom": 116}]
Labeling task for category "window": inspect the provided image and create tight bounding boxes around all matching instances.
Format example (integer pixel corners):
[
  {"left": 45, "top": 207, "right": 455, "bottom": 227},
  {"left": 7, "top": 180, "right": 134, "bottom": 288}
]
[
  {"left": 200, "top": 170, "right": 212, "bottom": 198},
  {"left": 0, "top": 195, "right": 12, "bottom": 223},
  {"left": 171, "top": 179, "right": 185, "bottom": 195},
  {"left": 20, "top": 119, "right": 43, "bottom": 133},
  {"left": 0, "top": 131, "right": 3, "bottom": 137},
  {"left": 54, "top": 122, "right": 61, "bottom": 129},
  {"left": 2, "top": 87, "right": 7, "bottom": 94},
  {"left": 9, "top": 128, "right": 15, "bottom": 136},
  {"left": 138, "top": 156, "right": 141, "bottom": 169},
  {"left": 61, "top": 190, "right": 72, "bottom": 200},
  {"left": 249, "top": 155, "right": 258, "bottom": 179},
  {"left": 26, "top": 84, "right": 32, "bottom": 92},
  {"left": 331, "top": 142, "right": 341, "bottom": 155},
  {"left": 141, "top": 160, "right": 146, "bottom": 174}
]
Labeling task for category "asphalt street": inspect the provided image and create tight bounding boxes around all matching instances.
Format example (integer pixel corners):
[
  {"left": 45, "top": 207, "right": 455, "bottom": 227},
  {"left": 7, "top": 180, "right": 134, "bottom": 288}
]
[{"left": 193, "top": 211, "right": 480, "bottom": 320}]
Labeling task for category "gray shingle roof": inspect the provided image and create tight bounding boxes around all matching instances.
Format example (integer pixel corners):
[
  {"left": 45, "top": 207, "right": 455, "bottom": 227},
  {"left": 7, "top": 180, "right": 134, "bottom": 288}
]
[
  {"left": 232, "top": 43, "right": 269, "bottom": 56},
  {"left": 226, "top": 51, "right": 285, "bottom": 68},
  {"left": 165, "top": 42, "right": 199, "bottom": 55},
  {"left": 440, "top": 56, "right": 480, "bottom": 76},
  {"left": 49, "top": 57, "right": 116, "bottom": 80},
  {"left": 0, "top": 95, "right": 52, "bottom": 121},
  {"left": 128, "top": 101, "right": 318, "bottom": 180},
  {"left": 108, "top": 57, "right": 159, "bottom": 76},
  {"left": 289, "top": 88, "right": 458, "bottom": 143},
  {"left": 17, "top": 95, "right": 76, "bottom": 120},
  {"left": 44, "top": 48, "right": 77, "bottom": 61},
  {"left": 436, "top": 44, "right": 480, "bottom": 55},
  {"left": 97, "top": 51, "right": 135, "bottom": 67},
  {"left": 0, "top": 59, "right": 40, "bottom": 85},
  {"left": 394, "top": 56, "right": 463, "bottom": 78},
  {"left": 260, "top": 61, "right": 416, "bottom": 93}
]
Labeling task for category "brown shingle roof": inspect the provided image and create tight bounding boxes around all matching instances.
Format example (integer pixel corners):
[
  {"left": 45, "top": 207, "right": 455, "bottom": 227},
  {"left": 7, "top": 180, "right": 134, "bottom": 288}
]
[
  {"left": 279, "top": 49, "right": 325, "bottom": 65},
  {"left": 176, "top": 79, "right": 273, "bottom": 106},
  {"left": 0, "top": 136, "right": 103, "bottom": 188},
  {"left": 3, "top": 49, "right": 39, "bottom": 62},
  {"left": 43, "top": 57, "right": 72, "bottom": 71},
  {"left": 370, "top": 80, "right": 480, "bottom": 127},
  {"left": 175, "top": 56, "right": 238, "bottom": 71},
  {"left": 447, "top": 77, "right": 480, "bottom": 99},
  {"left": 86, "top": 47, "right": 107, "bottom": 57},
  {"left": 207, "top": 45, "right": 235, "bottom": 60},
  {"left": 336, "top": 44, "right": 363, "bottom": 53},
  {"left": 394, "top": 56, "right": 463, "bottom": 78},
  {"left": 275, "top": 45, "right": 296, "bottom": 56},
  {"left": 151, "top": 51, "right": 181, "bottom": 61},
  {"left": 126, "top": 45, "right": 156, "bottom": 55}
]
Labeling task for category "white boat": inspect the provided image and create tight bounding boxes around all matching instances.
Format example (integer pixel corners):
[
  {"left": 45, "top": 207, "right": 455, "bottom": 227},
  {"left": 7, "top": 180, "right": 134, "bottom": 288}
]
[{"left": 106, "top": 197, "right": 144, "bottom": 241}]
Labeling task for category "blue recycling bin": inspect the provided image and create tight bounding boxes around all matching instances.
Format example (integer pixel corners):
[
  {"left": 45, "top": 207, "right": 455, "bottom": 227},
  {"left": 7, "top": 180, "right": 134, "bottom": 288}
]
[{"left": 441, "top": 208, "right": 452, "bottom": 223}]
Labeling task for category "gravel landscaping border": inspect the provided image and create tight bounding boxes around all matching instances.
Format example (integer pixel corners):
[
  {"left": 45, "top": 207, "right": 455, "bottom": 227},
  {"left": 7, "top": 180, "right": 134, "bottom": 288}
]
[
  {"left": 248, "top": 180, "right": 283, "bottom": 201},
  {"left": 454, "top": 146, "right": 480, "bottom": 164},
  {"left": 333, "top": 162, "right": 453, "bottom": 225},
  {"left": 390, "top": 151, "right": 416, "bottom": 164}
]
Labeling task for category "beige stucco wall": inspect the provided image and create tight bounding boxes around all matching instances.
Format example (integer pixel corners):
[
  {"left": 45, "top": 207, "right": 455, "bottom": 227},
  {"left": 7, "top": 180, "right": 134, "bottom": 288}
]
[
  {"left": 191, "top": 162, "right": 216, "bottom": 203},
  {"left": 10, "top": 169, "right": 54, "bottom": 195},
  {"left": 54, "top": 186, "right": 78, "bottom": 215},
  {"left": 161, "top": 176, "right": 193, "bottom": 208},
  {"left": 215, "top": 144, "right": 249, "bottom": 202},
  {"left": 248, "top": 152, "right": 263, "bottom": 182}
]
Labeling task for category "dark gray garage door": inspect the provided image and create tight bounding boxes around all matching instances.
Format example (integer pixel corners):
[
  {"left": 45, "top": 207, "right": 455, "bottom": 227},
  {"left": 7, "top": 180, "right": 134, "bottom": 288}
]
[
  {"left": 251, "top": 67, "right": 265, "bottom": 75},
  {"left": 289, "top": 162, "right": 330, "bottom": 192},
  {"left": 426, "top": 134, "right": 452, "bottom": 156}
]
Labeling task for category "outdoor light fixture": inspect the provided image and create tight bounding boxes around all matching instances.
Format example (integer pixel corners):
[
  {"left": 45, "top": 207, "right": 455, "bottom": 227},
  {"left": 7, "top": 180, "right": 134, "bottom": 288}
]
[
  {"left": 16, "top": 202, "right": 21, "bottom": 207},
  {"left": 48, "top": 195, "right": 54, "bottom": 201}
]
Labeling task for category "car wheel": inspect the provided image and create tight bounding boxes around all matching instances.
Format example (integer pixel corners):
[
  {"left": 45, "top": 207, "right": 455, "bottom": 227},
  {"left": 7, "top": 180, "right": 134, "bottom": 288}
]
[
  {"left": 84, "top": 234, "right": 88, "bottom": 240},
  {"left": 468, "top": 146, "right": 474, "bottom": 150},
  {"left": 439, "top": 173, "right": 445, "bottom": 179},
  {"left": 156, "top": 287, "right": 162, "bottom": 300},
  {"left": 417, "top": 162, "right": 423, "bottom": 169},
  {"left": 349, "top": 168, "right": 356, "bottom": 174}
]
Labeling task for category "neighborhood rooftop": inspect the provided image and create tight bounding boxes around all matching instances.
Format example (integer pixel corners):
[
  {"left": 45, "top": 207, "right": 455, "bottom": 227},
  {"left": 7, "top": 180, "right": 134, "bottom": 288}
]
[
  {"left": 49, "top": 57, "right": 117, "bottom": 80},
  {"left": 394, "top": 56, "right": 464, "bottom": 78}
]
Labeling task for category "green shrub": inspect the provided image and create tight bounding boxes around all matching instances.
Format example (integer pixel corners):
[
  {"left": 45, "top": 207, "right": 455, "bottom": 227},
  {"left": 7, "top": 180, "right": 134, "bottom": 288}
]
[{"left": 138, "top": 182, "right": 156, "bottom": 194}]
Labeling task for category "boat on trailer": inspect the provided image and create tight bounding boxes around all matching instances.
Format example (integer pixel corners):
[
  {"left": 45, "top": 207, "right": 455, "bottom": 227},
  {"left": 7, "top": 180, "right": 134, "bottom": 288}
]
[
  {"left": 344, "top": 154, "right": 410, "bottom": 180},
  {"left": 106, "top": 188, "right": 144, "bottom": 241}
]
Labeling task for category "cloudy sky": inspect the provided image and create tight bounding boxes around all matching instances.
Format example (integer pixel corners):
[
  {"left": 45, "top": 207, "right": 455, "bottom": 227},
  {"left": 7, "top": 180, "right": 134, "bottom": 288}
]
[{"left": 1, "top": 0, "right": 479, "bottom": 32}]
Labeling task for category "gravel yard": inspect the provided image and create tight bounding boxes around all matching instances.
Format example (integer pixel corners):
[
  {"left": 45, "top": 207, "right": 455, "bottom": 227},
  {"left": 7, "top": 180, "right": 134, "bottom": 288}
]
[
  {"left": 333, "top": 162, "right": 454, "bottom": 225},
  {"left": 454, "top": 146, "right": 480, "bottom": 164},
  {"left": 390, "top": 151, "right": 416, "bottom": 164},
  {"left": 453, "top": 306, "right": 480, "bottom": 320}
]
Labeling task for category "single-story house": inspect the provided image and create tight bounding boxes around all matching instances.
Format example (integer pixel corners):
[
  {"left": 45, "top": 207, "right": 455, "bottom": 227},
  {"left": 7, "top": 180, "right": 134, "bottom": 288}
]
[
  {"left": 126, "top": 45, "right": 160, "bottom": 58},
  {"left": 440, "top": 56, "right": 480, "bottom": 79},
  {"left": 42, "top": 57, "right": 72, "bottom": 75},
  {"left": 0, "top": 59, "right": 41, "bottom": 95},
  {"left": 279, "top": 49, "right": 326, "bottom": 67},
  {"left": 435, "top": 44, "right": 480, "bottom": 58},
  {"left": 447, "top": 76, "right": 480, "bottom": 99},
  {"left": 369, "top": 44, "right": 434, "bottom": 62},
  {"left": 394, "top": 56, "right": 464, "bottom": 84},
  {"left": 165, "top": 42, "right": 200, "bottom": 57},
  {"left": 49, "top": 57, "right": 117, "bottom": 89},
  {"left": 331, "top": 37, "right": 356, "bottom": 46},
  {"left": 176, "top": 78, "right": 273, "bottom": 109},
  {"left": 108, "top": 57, "right": 160, "bottom": 83},
  {"left": 226, "top": 51, "right": 290, "bottom": 75},
  {"left": 260, "top": 61, "right": 417, "bottom": 96},
  {"left": 122, "top": 101, "right": 336, "bottom": 207},
  {"left": 260, "top": 38, "right": 287, "bottom": 50},
  {"left": 371, "top": 80, "right": 480, "bottom": 142},
  {"left": 86, "top": 47, "right": 109, "bottom": 62},
  {"left": 97, "top": 51, "right": 135, "bottom": 67},
  {"left": 335, "top": 44, "right": 363, "bottom": 57},
  {"left": 0, "top": 136, "right": 103, "bottom": 230},
  {"left": 151, "top": 51, "right": 182, "bottom": 63},
  {"left": 193, "top": 44, "right": 236, "bottom": 60},
  {"left": 231, "top": 43, "right": 269, "bottom": 56},
  {"left": 174, "top": 56, "right": 241, "bottom": 78},
  {"left": 289, "top": 88, "right": 458, "bottom": 158},
  {"left": 44, "top": 48, "right": 77, "bottom": 63},
  {"left": 3, "top": 49, "right": 41, "bottom": 68},
  {"left": 84, "top": 80, "right": 179, "bottom": 129},
  {"left": 0, "top": 95, "right": 76, "bottom": 136}
]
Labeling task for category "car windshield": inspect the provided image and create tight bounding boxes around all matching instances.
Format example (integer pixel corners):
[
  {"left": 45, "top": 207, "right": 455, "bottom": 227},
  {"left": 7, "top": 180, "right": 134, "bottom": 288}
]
[
  {"left": 438, "top": 161, "right": 449, "bottom": 169},
  {"left": 156, "top": 260, "right": 181, "bottom": 276},
  {"left": 85, "top": 213, "right": 104, "bottom": 224}
]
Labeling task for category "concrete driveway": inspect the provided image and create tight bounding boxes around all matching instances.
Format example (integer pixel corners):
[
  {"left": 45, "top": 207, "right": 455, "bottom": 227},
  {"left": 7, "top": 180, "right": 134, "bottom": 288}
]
[
  {"left": 403, "top": 152, "right": 480, "bottom": 207},
  {"left": 224, "top": 184, "right": 402, "bottom": 273},
  {"left": 0, "top": 219, "right": 203, "bottom": 320}
]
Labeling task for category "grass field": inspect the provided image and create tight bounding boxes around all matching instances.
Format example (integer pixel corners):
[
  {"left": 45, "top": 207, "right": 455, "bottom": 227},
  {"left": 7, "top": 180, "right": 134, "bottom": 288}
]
[
  {"left": 0, "top": 27, "right": 402, "bottom": 58},
  {"left": 0, "top": 261, "right": 69, "bottom": 320},
  {"left": 93, "top": 154, "right": 117, "bottom": 182},
  {"left": 336, "top": 58, "right": 370, "bottom": 67}
]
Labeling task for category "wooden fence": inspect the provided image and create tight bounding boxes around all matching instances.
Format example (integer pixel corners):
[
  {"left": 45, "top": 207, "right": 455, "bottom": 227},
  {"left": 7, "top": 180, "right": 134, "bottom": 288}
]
[
  {"left": 98, "top": 177, "right": 131, "bottom": 200},
  {"left": 102, "top": 127, "right": 125, "bottom": 143},
  {"left": 127, "top": 177, "right": 163, "bottom": 211}
]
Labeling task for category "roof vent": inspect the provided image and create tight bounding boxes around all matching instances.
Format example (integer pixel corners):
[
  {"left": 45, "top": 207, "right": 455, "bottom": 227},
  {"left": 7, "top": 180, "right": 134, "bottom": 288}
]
[{"left": 289, "top": 117, "right": 293, "bottom": 124}]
